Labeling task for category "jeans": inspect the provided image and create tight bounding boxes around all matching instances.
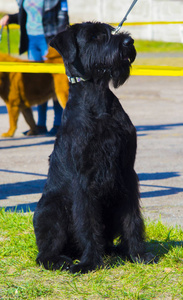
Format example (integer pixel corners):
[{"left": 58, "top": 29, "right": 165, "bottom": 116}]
[
  {"left": 28, "top": 34, "right": 63, "bottom": 128},
  {"left": 28, "top": 34, "right": 48, "bottom": 61}
]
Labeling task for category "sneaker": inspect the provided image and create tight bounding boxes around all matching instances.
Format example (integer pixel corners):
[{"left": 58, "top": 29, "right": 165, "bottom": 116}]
[
  {"left": 47, "top": 125, "right": 60, "bottom": 136},
  {"left": 36, "top": 125, "right": 48, "bottom": 135}
]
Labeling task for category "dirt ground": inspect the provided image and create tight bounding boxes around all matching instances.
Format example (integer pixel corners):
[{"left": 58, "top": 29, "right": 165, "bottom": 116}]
[{"left": 0, "top": 75, "right": 183, "bottom": 228}]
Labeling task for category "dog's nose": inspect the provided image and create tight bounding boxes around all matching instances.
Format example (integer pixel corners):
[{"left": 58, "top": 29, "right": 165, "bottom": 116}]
[{"left": 123, "top": 36, "right": 134, "bottom": 46}]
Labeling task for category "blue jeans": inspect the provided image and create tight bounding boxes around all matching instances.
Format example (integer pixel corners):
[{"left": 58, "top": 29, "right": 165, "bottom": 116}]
[
  {"left": 28, "top": 34, "right": 48, "bottom": 61},
  {"left": 28, "top": 35, "right": 63, "bottom": 127}
]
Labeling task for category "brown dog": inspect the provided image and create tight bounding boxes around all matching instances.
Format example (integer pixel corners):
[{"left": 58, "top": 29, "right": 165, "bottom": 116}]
[{"left": 0, "top": 48, "right": 69, "bottom": 137}]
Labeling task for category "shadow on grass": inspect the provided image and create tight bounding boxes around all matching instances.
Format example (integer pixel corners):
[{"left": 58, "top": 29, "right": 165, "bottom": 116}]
[
  {"left": 4, "top": 202, "right": 38, "bottom": 212},
  {"left": 103, "top": 239, "right": 183, "bottom": 269},
  {"left": 146, "top": 239, "right": 183, "bottom": 258}
]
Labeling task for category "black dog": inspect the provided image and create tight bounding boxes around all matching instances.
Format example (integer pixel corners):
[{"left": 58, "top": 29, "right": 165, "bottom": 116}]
[{"left": 33, "top": 22, "right": 154, "bottom": 273}]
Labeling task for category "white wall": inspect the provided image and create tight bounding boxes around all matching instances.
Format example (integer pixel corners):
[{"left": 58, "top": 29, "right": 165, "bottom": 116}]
[
  {"left": 0, "top": 0, "right": 18, "bottom": 13},
  {"left": 1, "top": 0, "right": 183, "bottom": 42}
]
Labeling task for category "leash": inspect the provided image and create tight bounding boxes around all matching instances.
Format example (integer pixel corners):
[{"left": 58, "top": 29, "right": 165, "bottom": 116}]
[
  {"left": 0, "top": 25, "right": 10, "bottom": 54},
  {"left": 112, "top": 0, "right": 139, "bottom": 34},
  {"left": 0, "top": 25, "right": 4, "bottom": 42},
  {"left": 7, "top": 25, "right": 10, "bottom": 55}
]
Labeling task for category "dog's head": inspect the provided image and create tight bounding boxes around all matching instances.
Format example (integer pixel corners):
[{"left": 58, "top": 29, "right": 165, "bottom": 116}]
[{"left": 50, "top": 22, "right": 136, "bottom": 88}]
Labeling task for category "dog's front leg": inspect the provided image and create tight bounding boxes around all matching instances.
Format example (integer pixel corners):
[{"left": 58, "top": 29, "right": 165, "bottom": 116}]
[
  {"left": 70, "top": 191, "right": 104, "bottom": 273},
  {"left": 122, "top": 209, "right": 156, "bottom": 264},
  {"left": 2, "top": 103, "right": 20, "bottom": 137},
  {"left": 21, "top": 107, "right": 38, "bottom": 136},
  {"left": 119, "top": 169, "right": 156, "bottom": 264}
]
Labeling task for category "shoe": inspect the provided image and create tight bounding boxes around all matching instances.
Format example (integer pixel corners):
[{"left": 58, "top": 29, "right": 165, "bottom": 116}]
[
  {"left": 36, "top": 125, "right": 48, "bottom": 135},
  {"left": 47, "top": 125, "right": 60, "bottom": 136},
  {"left": 23, "top": 125, "right": 47, "bottom": 136}
]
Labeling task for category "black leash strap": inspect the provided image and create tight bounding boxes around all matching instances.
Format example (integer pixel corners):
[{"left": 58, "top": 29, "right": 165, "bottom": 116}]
[
  {"left": 7, "top": 25, "right": 10, "bottom": 54},
  {"left": 0, "top": 24, "right": 10, "bottom": 54},
  {"left": 112, "top": 0, "right": 139, "bottom": 34},
  {"left": 0, "top": 25, "right": 4, "bottom": 42}
]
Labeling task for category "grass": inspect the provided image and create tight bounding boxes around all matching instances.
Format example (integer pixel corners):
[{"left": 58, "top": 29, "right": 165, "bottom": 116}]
[
  {"left": 0, "top": 208, "right": 183, "bottom": 299},
  {"left": 0, "top": 27, "right": 20, "bottom": 55},
  {"left": 0, "top": 13, "right": 20, "bottom": 54},
  {"left": 134, "top": 40, "right": 183, "bottom": 53}
]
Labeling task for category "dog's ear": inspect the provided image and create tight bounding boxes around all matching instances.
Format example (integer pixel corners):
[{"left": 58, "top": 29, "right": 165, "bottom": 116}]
[{"left": 50, "top": 29, "right": 76, "bottom": 63}]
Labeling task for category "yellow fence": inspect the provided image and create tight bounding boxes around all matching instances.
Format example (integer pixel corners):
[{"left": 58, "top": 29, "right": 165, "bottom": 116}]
[
  {"left": 0, "top": 22, "right": 183, "bottom": 76},
  {"left": 4, "top": 21, "right": 183, "bottom": 29},
  {"left": 0, "top": 61, "right": 183, "bottom": 77},
  {"left": 0, "top": 61, "right": 66, "bottom": 74}
]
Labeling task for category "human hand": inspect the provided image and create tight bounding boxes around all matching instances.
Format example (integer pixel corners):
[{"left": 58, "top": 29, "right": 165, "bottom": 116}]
[{"left": 0, "top": 15, "right": 9, "bottom": 27}]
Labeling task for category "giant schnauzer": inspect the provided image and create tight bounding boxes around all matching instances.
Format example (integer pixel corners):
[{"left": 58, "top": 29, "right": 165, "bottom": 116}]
[{"left": 33, "top": 22, "right": 154, "bottom": 273}]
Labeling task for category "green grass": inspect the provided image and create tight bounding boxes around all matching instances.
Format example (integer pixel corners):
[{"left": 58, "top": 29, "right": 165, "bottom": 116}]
[
  {"left": 0, "top": 28, "right": 20, "bottom": 55},
  {"left": 0, "top": 13, "right": 20, "bottom": 54},
  {"left": 134, "top": 40, "right": 183, "bottom": 53},
  {"left": 0, "top": 208, "right": 183, "bottom": 299}
]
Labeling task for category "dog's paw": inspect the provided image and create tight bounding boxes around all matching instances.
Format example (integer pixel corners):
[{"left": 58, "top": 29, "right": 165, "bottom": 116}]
[
  {"left": 52, "top": 256, "right": 73, "bottom": 271},
  {"left": 36, "top": 255, "right": 73, "bottom": 271},
  {"left": 70, "top": 261, "right": 104, "bottom": 274},
  {"left": 24, "top": 129, "right": 38, "bottom": 136},
  {"left": 1, "top": 131, "right": 14, "bottom": 137},
  {"left": 70, "top": 263, "right": 93, "bottom": 274}
]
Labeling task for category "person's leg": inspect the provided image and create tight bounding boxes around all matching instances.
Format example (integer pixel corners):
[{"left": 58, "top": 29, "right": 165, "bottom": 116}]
[
  {"left": 28, "top": 35, "right": 46, "bottom": 61},
  {"left": 28, "top": 35, "right": 48, "bottom": 134},
  {"left": 53, "top": 99, "right": 63, "bottom": 126},
  {"left": 37, "top": 102, "right": 47, "bottom": 129},
  {"left": 48, "top": 99, "right": 63, "bottom": 136}
]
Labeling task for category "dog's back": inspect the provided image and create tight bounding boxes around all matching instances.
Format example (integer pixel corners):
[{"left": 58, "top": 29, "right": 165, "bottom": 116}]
[
  {"left": 0, "top": 52, "right": 55, "bottom": 106},
  {"left": 0, "top": 52, "right": 26, "bottom": 62},
  {"left": 0, "top": 49, "right": 69, "bottom": 136}
]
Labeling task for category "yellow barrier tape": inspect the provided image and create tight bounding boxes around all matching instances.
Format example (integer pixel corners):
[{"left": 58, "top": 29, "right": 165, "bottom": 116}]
[
  {"left": 1, "top": 21, "right": 183, "bottom": 30},
  {"left": 0, "top": 61, "right": 66, "bottom": 74},
  {"left": 1, "top": 24, "right": 19, "bottom": 29},
  {"left": 0, "top": 61, "right": 183, "bottom": 76},
  {"left": 111, "top": 21, "right": 183, "bottom": 26},
  {"left": 132, "top": 65, "right": 183, "bottom": 76}
]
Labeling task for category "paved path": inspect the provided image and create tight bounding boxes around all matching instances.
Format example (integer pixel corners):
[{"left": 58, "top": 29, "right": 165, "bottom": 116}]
[{"left": 0, "top": 76, "right": 183, "bottom": 228}]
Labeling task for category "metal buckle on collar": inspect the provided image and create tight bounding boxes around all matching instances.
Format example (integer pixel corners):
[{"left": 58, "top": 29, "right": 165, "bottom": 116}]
[{"left": 67, "top": 76, "right": 89, "bottom": 84}]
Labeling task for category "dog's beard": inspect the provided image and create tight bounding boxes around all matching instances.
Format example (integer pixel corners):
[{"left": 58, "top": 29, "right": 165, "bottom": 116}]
[
  {"left": 89, "top": 61, "right": 130, "bottom": 88},
  {"left": 110, "top": 38, "right": 136, "bottom": 88},
  {"left": 85, "top": 53, "right": 134, "bottom": 88},
  {"left": 78, "top": 33, "right": 136, "bottom": 88},
  {"left": 111, "top": 61, "right": 131, "bottom": 88}
]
